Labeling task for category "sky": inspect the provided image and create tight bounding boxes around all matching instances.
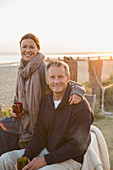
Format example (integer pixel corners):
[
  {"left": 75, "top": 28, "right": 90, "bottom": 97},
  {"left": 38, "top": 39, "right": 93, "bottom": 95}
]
[{"left": 0, "top": 0, "right": 113, "bottom": 54}]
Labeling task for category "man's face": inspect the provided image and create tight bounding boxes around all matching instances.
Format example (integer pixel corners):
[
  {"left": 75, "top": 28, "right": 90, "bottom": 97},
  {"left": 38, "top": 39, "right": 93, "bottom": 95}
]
[{"left": 46, "top": 66, "right": 70, "bottom": 97}]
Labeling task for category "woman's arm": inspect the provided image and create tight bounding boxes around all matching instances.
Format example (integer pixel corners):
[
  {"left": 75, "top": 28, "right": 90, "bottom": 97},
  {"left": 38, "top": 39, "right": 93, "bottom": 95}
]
[
  {"left": 69, "top": 81, "right": 86, "bottom": 104},
  {"left": 69, "top": 80, "right": 86, "bottom": 98}
]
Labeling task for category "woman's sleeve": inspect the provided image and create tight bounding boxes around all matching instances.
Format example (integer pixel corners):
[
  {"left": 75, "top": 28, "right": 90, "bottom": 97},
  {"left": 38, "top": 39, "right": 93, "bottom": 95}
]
[{"left": 69, "top": 80, "right": 86, "bottom": 99}]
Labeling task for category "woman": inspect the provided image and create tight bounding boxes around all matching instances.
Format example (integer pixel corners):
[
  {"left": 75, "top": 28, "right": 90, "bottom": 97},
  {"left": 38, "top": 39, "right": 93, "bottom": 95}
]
[{"left": 0, "top": 33, "right": 85, "bottom": 155}]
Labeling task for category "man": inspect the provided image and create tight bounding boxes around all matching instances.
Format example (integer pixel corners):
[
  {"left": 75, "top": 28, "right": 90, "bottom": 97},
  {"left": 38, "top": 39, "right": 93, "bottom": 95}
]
[{"left": 0, "top": 61, "right": 94, "bottom": 170}]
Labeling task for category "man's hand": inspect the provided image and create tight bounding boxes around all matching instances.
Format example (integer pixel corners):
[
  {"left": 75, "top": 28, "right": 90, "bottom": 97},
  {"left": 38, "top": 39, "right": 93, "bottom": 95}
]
[
  {"left": 22, "top": 157, "right": 47, "bottom": 170},
  {"left": 69, "top": 94, "right": 82, "bottom": 105}
]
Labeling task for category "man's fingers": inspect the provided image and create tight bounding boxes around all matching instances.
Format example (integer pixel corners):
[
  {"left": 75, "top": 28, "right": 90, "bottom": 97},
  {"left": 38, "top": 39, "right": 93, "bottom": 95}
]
[
  {"left": 68, "top": 96, "right": 72, "bottom": 103},
  {"left": 22, "top": 162, "right": 32, "bottom": 170}
]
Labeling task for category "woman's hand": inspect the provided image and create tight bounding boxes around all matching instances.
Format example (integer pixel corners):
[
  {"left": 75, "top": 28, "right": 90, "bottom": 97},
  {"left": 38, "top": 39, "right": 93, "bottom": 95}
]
[
  {"left": 10, "top": 106, "right": 24, "bottom": 119},
  {"left": 69, "top": 94, "right": 82, "bottom": 105}
]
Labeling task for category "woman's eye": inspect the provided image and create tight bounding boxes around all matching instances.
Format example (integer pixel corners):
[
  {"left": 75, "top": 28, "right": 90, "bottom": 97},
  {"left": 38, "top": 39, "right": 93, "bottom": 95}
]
[{"left": 22, "top": 46, "right": 27, "bottom": 48}]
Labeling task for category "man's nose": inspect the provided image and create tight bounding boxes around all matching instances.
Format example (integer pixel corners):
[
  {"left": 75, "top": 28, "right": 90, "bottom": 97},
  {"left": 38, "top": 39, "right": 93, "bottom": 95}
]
[{"left": 54, "top": 77, "right": 59, "bottom": 83}]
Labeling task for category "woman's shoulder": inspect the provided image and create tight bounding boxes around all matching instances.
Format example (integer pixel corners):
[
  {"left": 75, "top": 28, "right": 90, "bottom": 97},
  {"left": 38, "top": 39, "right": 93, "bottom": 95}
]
[
  {"left": 38, "top": 62, "right": 46, "bottom": 74},
  {"left": 38, "top": 52, "right": 46, "bottom": 59}
]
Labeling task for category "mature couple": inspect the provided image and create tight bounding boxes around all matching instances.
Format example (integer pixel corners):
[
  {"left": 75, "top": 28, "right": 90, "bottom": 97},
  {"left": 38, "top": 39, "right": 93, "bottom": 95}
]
[{"left": 0, "top": 33, "right": 94, "bottom": 170}]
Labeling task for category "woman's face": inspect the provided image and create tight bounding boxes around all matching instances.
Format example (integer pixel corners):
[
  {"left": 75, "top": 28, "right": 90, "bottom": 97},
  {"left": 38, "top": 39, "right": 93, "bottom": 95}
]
[{"left": 20, "top": 38, "right": 39, "bottom": 62}]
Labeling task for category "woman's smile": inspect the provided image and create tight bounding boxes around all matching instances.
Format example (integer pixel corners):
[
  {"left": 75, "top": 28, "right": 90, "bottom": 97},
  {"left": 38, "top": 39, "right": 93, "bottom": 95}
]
[{"left": 20, "top": 39, "right": 39, "bottom": 62}]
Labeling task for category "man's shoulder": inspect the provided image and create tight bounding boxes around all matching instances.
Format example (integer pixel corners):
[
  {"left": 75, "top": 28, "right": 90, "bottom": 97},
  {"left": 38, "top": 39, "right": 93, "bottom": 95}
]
[
  {"left": 81, "top": 97, "right": 92, "bottom": 109},
  {"left": 71, "top": 97, "right": 93, "bottom": 113}
]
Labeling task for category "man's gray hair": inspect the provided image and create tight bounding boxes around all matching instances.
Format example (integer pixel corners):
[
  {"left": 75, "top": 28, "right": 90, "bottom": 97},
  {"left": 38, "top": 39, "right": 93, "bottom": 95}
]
[{"left": 45, "top": 60, "right": 70, "bottom": 77}]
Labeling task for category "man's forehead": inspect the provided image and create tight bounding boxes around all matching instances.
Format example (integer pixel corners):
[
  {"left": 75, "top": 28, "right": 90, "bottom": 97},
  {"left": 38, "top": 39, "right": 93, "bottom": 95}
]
[
  {"left": 48, "top": 65, "right": 64, "bottom": 71},
  {"left": 48, "top": 66, "right": 65, "bottom": 74},
  {"left": 48, "top": 65, "right": 64, "bottom": 69}
]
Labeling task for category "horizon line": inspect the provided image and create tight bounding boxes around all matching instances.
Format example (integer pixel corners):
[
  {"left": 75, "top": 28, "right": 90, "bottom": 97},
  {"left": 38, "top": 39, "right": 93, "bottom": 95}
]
[{"left": 0, "top": 51, "right": 113, "bottom": 56}]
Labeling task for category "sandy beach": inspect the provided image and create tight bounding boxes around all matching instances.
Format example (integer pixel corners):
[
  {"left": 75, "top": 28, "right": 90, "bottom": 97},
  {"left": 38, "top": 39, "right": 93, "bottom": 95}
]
[
  {"left": 0, "top": 64, "right": 18, "bottom": 108},
  {"left": 0, "top": 60, "right": 113, "bottom": 108}
]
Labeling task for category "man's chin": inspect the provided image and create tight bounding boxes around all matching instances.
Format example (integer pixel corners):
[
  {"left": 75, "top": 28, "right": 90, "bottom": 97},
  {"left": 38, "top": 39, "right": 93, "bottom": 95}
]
[{"left": 53, "top": 90, "right": 63, "bottom": 94}]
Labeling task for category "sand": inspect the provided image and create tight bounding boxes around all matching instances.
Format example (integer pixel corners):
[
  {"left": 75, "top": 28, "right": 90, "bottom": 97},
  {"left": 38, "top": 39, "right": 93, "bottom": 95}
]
[
  {"left": 0, "top": 60, "right": 113, "bottom": 108},
  {"left": 0, "top": 64, "right": 18, "bottom": 108}
]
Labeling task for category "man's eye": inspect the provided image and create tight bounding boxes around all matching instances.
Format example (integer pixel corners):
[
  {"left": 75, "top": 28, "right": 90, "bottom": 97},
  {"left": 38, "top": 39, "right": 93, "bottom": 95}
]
[
  {"left": 59, "top": 76, "right": 63, "bottom": 78},
  {"left": 50, "top": 76, "right": 55, "bottom": 79},
  {"left": 30, "top": 46, "right": 34, "bottom": 49}
]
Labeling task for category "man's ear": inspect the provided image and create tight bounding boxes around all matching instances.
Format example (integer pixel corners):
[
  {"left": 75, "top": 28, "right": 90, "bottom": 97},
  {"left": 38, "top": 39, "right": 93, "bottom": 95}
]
[
  {"left": 67, "top": 75, "right": 70, "bottom": 82},
  {"left": 45, "top": 77, "right": 49, "bottom": 85}
]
